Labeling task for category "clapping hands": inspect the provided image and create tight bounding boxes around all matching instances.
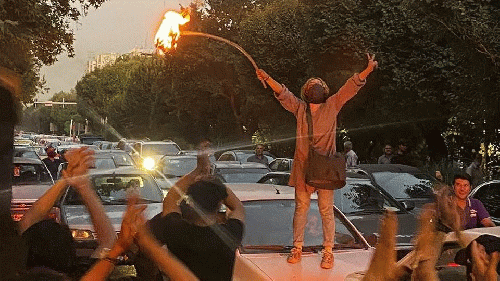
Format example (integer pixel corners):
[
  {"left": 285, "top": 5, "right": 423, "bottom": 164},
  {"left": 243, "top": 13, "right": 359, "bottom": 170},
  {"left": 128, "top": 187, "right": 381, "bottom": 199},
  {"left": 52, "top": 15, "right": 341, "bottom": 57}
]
[{"left": 62, "top": 147, "right": 94, "bottom": 186}]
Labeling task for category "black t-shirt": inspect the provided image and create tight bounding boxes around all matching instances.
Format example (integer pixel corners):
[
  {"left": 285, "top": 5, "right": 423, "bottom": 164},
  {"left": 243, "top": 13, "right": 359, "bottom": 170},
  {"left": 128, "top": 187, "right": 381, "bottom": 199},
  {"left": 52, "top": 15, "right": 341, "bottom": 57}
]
[
  {"left": 148, "top": 212, "right": 244, "bottom": 281},
  {"left": 42, "top": 157, "right": 63, "bottom": 180}
]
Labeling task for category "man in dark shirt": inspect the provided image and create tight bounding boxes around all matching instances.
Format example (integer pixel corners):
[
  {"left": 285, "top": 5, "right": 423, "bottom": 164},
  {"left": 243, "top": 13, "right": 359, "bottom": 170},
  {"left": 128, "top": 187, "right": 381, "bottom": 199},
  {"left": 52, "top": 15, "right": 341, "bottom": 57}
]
[
  {"left": 148, "top": 143, "right": 245, "bottom": 281},
  {"left": 42, "top": 146, "right": 63, "bottom": 180},
  {"left": 247, "top": 143, "right": 269, "bottom": 166}
]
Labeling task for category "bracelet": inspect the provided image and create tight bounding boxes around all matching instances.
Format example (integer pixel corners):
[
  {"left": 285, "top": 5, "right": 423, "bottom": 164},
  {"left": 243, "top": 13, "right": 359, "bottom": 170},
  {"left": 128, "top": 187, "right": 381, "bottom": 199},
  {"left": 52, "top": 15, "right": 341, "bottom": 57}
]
[
  {"left": 264, "top": 75, "right": 271, "bottom": 81},
  {"left": 102, "top": 256, "right": 120, "bottom": 265}
]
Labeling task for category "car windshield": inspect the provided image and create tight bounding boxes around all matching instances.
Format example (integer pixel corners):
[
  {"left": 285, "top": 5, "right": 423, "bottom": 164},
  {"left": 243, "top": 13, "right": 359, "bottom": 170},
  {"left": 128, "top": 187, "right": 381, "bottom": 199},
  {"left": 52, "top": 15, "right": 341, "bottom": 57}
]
[
  {"left": 12, "top": 163, "right": 53, "bottom": 185},
  {"left": 65, "top": 174, "right": 163, "bottom": 204},
  {"left": 216, "top": 168, "right": 269, "bottom": 183},
  {"left": 335, "top": 179, "right": 402, "bottom": 214},
  {"left": 371, "top": 172, "right": 435, "bottom": 199},
  {"left": 112, "top": 153, "right": 135, "bottom": 166},
  {"left": 241, "top": 200, "right": 364, "bottom": 250},
  {"left": 93, "top": 157, "right": 117, "bottom": 170},
  {"left": 13, "top": 149, "right": 39, "bottom": 160},
  {"left": 142, "top": 143, "right": 180, "bottom": 156},
  {"left": 159, "top": 158, "right": 197, "bottom": 177}
]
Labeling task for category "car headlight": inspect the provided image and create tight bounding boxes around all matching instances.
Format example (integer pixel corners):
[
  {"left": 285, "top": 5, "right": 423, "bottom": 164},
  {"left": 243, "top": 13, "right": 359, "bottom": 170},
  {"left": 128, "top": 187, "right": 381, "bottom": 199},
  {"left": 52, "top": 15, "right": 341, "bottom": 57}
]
[
  {"left": 71, "top": 229, "right": 95, "bottom": 240},
  {"left": 143, "top": 157, "right": 155, "bottom": 170}
]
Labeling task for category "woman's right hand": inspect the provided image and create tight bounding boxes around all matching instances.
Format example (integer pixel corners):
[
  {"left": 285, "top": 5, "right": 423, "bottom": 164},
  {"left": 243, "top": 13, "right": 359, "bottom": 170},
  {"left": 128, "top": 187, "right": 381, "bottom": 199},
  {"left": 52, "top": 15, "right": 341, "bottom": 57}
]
[{"left": 256, "top": 69, "right": 270, "bottom": 82}]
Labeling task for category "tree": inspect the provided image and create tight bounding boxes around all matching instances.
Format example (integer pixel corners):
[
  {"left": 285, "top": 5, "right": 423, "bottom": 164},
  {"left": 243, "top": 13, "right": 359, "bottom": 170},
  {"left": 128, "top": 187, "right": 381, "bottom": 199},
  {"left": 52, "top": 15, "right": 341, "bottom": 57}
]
[{"left": 0, "top": 0, "right": 108, "bottom": 103}]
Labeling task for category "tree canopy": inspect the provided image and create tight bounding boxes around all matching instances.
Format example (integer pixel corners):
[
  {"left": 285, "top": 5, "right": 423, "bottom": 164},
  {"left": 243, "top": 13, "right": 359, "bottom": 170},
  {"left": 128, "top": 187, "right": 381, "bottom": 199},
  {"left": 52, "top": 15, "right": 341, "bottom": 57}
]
[
  {"left": 0, "top": 0, "right": 108, "bottom": 103},
  {"left": 74, "top": 0, "right": 500, "bottom": 162}
]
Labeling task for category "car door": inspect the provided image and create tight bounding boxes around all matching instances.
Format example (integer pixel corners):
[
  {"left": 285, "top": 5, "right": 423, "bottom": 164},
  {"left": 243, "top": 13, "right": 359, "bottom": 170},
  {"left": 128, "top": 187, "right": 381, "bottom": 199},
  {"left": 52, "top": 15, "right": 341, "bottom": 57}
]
[{"left": 470, "top": 182, "right": 500, "bottom": 224}]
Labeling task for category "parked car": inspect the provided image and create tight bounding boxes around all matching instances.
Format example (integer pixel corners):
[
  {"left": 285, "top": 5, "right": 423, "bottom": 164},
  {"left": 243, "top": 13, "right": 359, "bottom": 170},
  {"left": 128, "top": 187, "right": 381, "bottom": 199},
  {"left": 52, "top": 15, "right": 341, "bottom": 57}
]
[
  {"left": 58, "top": 167, "right": 164, "bottom": 260},
  {"left": 228, "top": 183, "right": 374, "bottom": 280},
  {"left": 469, "top": 180, "right": 500, "bottom": 225},
  {"left": 257, "top": 171, "right": 291, "bottom": 186},
  {"left": 258, "top": 170, "right": 418, "bottom": 249},
  {"left": 13, "top": 146, "right": 41, "bottom": 160},
  {"left": 211, "top": 162, "right": 271, "bottom": 184},
  {"left": 268, "top": 158, "right": 294, "bottom": 172},
  {"left": 217, "top": 149, "right": 275, "bottom": 163},
  {"left": 348, "top": 164, "right": 437, "bottom": 212},
  {"left": 131, "top": 140, "right": 181, "bottom": 170},
  {"left": 154, "top": 154, "right": 198, "bottom": 191},
  {"left": 11, "top": 157, "right": 56, "bottom": 222}
]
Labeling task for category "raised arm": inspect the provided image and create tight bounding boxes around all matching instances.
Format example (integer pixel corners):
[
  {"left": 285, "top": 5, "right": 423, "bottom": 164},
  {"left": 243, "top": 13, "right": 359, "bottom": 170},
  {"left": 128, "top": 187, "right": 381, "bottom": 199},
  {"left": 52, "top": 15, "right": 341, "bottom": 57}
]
[
  {"left": 256, "top": 69, "right": 284, "bottom": 94},
  {"left": 81, "top": 197, "right": 199, "bottom": 281},
  {"left": 359, "top": 53, "right": 378, "bottom": 81},
  {"left": 18, "top": 147, "right": 94, "bottom": 234},
  {"left": 162, "top": 141, "right": 212, "bottom": 215},
  {"left": 256, "top": 69, "right": 302, "bottom": 115},
  {"left": 18, "top": 178, "right": 68, "bottom": 234},
  {"left": 223, "top": 187, "right": 245, "bottom": 223}
]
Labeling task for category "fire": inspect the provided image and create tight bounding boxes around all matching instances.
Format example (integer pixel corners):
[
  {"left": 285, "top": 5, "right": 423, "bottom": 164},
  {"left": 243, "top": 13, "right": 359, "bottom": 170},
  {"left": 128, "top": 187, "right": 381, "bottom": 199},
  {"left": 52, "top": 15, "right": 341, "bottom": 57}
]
[{"left": 154, "top": 11, "right": 190, "bottom": 53}]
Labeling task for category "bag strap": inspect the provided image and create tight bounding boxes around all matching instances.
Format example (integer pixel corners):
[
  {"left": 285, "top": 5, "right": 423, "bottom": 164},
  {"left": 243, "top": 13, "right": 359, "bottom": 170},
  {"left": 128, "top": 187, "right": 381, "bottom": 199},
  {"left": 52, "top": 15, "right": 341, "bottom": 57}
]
[{"left": 306, "top": 103, "right": 314, "bottom": 150}]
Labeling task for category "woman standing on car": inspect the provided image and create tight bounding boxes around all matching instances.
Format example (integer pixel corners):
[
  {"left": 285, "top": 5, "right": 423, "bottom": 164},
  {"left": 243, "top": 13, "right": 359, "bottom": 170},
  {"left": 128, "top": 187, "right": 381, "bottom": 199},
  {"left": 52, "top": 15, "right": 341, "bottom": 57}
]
[{"left": 256, "top": 54, "right": 377, "bottom": 269}]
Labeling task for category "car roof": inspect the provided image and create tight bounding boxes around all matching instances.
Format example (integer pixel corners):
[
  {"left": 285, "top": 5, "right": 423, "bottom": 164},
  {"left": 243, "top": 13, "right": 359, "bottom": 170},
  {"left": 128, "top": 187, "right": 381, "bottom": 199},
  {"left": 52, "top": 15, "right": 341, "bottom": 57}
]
[
  {"left": 13, "top": 157, "right": 43, "bottom": 165},
  {"left": 88, "top": 166, "right": 150, "bottom": 176},
  {"left": 225, "top": 183, "right": 300, "bottom": 201},
  {"left": 355, "top": 164, "right": 422, "bottom": 174},
  {"left": 212, "top": 162, "right": 269, "bottom": 169},
  {"left": 12, "top": 185, "right": 51, "bottom": 200},
  {"left": 138, "top": 141, "right": 178, "bottom": 145}
]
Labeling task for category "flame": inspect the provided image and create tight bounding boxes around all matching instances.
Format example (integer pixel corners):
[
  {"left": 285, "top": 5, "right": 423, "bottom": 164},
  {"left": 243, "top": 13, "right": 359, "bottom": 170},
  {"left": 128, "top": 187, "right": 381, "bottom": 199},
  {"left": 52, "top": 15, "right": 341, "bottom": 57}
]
[{"left": 154, "top": 11, "right": 190, "bottom": 53}]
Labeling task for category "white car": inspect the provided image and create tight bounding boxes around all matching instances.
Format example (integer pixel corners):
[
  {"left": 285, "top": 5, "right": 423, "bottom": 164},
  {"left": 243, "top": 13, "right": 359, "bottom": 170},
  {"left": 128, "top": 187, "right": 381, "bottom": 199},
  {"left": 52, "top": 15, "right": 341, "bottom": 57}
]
[{"left": 228, "top": 183, "right": 375, "bottom": 280}]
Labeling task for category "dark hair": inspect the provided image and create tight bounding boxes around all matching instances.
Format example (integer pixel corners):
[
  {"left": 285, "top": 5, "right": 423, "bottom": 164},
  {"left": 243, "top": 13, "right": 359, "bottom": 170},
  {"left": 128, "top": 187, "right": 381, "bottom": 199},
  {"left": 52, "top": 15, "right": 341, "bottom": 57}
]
[
  {"left": 22, "top": 220, "right": 76, "bottom": 275},
  {"left": 453, "top": 173, "right": 471, "bottom": 185},
  {"left": 184, "top": 178, "right": 228, "bottom": 214},
  {"left": 455, "top": 234, "right": 500, "bottom": 275}
]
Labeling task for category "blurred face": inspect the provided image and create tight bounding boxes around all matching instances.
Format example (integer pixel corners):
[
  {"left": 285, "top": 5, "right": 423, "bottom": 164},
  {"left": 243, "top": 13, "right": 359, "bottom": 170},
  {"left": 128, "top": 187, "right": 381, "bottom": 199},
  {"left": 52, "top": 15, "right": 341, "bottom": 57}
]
[
  {"left": 454, "top": 178, "right": 471, "bottom": 200},
  {"left": 255, "top": 145, "right": 265, "bottom": 156},
  {"left": 46, "top": 147, "right": 56, "bottom": 158},
  {"left": 384, "top": 145, "right": 392, "bottom": 155}
]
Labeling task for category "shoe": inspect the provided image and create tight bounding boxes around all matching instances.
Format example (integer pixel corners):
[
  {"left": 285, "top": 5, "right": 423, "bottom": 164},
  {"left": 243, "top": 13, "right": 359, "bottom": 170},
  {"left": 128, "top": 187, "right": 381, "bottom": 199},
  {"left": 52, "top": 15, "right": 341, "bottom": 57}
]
[
  {"left": 320, "top": 250, "right": 334, "bottom": 269},
  {"left": 287, "top": 247, "right": 302, "bottom": 264}
]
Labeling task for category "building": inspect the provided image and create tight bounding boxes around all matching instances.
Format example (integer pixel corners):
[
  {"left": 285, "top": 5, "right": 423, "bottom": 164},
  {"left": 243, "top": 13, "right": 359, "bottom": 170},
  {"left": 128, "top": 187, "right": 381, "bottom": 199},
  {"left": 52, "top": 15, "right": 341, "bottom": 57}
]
[{"left": 86, "top": 53, "right": 120, "bottom": 74}]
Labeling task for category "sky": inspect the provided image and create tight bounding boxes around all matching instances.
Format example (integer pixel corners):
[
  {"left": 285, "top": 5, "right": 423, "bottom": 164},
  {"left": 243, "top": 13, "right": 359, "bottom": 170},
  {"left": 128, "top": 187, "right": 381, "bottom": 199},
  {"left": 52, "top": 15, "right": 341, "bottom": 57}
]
[{"left": 38, "top": 0, "right": 192, "bottom": 101}]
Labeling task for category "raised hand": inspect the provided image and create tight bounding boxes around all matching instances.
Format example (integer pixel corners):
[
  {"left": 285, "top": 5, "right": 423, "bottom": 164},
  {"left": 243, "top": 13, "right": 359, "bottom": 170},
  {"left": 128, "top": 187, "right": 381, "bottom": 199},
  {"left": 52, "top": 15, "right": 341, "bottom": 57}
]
[
  {"left": 471, "top": 241, "right": 500, "bottom": 281},
  {"left": 256, "top": 69, "right": 270, "bottom": 82},
  {"left": 366, "top": 53, "right": 378, "bottom": 71},
  {"left": 363, "top": 211, "right": 407, "bottom": 281},
  {"left": 117, "top": 195, "right": 147, "bottom": 252},
  {"left": 62, "top": 147, "right": 94, "bottom": 186}
]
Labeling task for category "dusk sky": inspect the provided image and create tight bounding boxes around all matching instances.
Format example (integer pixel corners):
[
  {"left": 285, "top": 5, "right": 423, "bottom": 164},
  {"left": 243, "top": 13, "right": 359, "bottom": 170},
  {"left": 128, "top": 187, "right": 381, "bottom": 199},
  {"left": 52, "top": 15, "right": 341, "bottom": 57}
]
[{"left": 38, "top": 0, "right": 192, "bottom": 101}]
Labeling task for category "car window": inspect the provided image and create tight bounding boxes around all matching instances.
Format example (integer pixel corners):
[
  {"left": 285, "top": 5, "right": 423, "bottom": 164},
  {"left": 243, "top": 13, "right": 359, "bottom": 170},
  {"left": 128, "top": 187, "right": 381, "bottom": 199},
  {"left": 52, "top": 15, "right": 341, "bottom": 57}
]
[
  {"left": 13, "top": 150, "right": 39, "bottom": 159},
  {"left": 93, "top": 158, "right": 117, "bottom": 170},
  {"left": 159, "top": 158, "right": 197, "bottom": 177},
  {"left": 371, "top": 172, "right": 434, "bottom": 199},
  {"left": 218, "top": 153, "right": 236, "bottom": 161},
  {"left": 112, "top": 153, "right": 135, "bottom": 166},
  {"left": 215, "top": 168, "right": 269, "bottom": 183},
  {"left": 12, "top": 163, "right": 53, "bottom": 185},
  {"left": 241, "top": 200, "right": 363, "bottom": 249},
  {"left": 472, "top": 183, "right": 500, "bottom": 218},
  {"left": 335, "top": 180, "right": 401, "bottom": 214},
  {"left": 65, "top": 175, "right": 163, "bottom": 205},
  {"left": 142, "top": 143, "right": 180, "bottom": 156}
]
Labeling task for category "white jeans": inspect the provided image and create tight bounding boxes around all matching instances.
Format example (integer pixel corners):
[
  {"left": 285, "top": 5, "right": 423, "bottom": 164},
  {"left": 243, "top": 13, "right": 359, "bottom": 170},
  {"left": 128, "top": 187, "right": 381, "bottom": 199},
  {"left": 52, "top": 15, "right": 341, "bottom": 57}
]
[{"left": 293, "top": 187, "right": 335, "bottom": 248}]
